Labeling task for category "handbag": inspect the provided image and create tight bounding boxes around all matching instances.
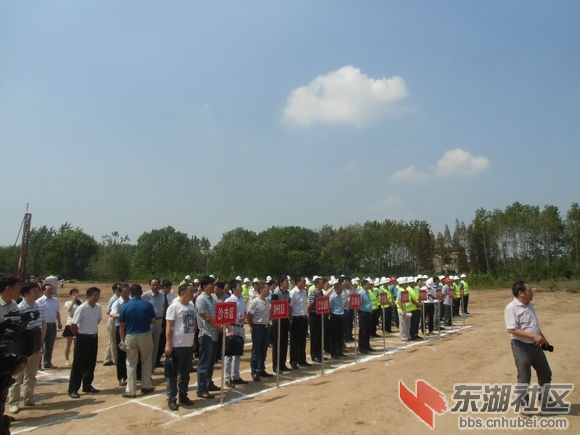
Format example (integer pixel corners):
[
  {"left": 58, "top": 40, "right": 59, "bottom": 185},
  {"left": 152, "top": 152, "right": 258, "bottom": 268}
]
[{"left": 225, "top": 335, "right": 244, "bottom": 356}]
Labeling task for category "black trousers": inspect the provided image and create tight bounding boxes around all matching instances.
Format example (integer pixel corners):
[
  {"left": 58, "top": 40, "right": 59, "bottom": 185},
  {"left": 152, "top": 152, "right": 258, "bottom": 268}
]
[
  {"left": 381, "top": 307, "right": 393, "bottom": 332},
  {"left": 329, "top": 314, "right": 344, "bottom": 357},
  {"left": 410, "top": 310, "right": 421, "bottom": 338},
  {"left": 462, "top": 294, "right": 470, "bottom": 314},
  {"left": 68, "top": 334, "right": 98, "bottom": 393},
  {"left": 115, "top": 326, "right": 127, "bottom": 381},
  {"left": 358, "top": 311, "right": 372, "bottom": 351},
  {"left": 422, "top": 303, "right": 435, "bottom": 333},
  {"left": 290, "top": 316, "right": 308, "bottom": 364},
  {"left": 271, "top": 318, "right": 290, "bottom": 369},
  {"left": 453, "top": 298, "right": 461, "bottom": 316},
  {"left": 309, "top": 313, "right": 322, "bottom": 359},
  {"left": 343, "top": 309, "right": 354, "bottom": 341}
]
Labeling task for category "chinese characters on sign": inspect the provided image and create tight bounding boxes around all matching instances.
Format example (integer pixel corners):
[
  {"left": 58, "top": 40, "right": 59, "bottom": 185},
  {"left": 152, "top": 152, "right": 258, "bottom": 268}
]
[
  {"left": 214, "top": 302, "right": 237, "bottom": 325},
  {"left": 316, "top": 296, "right": 330, "bottom": 314},
  {"left": 270, "top": 300, "right": 289, "bottom": 320},
  {"left": 349, "top": 293, "right": 361, "bottom": 310}
]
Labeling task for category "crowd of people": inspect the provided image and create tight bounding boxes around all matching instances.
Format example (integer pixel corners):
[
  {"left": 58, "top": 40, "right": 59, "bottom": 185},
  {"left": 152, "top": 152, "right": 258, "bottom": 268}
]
[{"left": 0, "top": 272, "right": 471, "bottom": 420}]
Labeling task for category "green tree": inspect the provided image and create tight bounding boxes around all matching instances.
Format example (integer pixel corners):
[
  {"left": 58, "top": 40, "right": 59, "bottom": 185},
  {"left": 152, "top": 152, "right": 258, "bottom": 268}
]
[
  {"left": 132, "top": 226, "right": 196, "bottom": 279},
  {"left": 42, "top": 227, "right": 99, "bottom": 279}
]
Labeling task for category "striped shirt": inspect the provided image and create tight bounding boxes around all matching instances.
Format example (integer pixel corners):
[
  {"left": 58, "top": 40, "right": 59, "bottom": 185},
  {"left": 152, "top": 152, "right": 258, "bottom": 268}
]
[{"left": 248, "top": 297, "right": 271, "bottom": 325}]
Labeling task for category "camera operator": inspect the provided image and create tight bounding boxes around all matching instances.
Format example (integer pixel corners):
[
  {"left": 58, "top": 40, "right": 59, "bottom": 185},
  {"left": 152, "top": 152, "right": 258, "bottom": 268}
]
[
  {"left": 8, "top": 282, "right": 45, "bottom": 413},
  {"left": 0, "top": 275, "right": 22, "bottom": 435},
  {"left": 504, "top": 280, "right": 552, "bottom": 409}
]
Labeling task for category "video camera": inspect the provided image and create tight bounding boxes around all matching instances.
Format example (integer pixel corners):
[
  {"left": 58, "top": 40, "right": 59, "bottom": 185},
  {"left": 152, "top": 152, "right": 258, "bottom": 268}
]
[
  {"left": 0, "top": 309, "right": 41, "bottom": 377},
  {"left": 541, "top": 344, "right": 554, "bottom": 352}
]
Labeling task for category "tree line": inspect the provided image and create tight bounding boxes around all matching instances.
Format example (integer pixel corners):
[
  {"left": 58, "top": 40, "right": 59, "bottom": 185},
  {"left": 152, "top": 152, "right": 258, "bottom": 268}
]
[{"left": 0, "top": 201, "right": 578, "bottom": 284}]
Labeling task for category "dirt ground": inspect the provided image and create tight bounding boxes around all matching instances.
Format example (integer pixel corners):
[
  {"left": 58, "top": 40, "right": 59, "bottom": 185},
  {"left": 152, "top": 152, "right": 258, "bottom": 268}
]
[{"left": 7, "top": 285, "right": 580, "bottom": 434}]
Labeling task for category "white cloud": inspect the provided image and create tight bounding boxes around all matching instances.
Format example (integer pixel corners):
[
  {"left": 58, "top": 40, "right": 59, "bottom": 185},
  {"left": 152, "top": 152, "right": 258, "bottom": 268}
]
[
  {"left": 391, "top": 165, "right": 429, "bottom": 182},
  {"left": 282, "top": 65, "right": 408, "bottom": 127},
  {"left": 391, "top": 148, "right": 490, "bottom": 182},
  {"left": 435, "top": 148, "right": 490, "bottom": 177}
]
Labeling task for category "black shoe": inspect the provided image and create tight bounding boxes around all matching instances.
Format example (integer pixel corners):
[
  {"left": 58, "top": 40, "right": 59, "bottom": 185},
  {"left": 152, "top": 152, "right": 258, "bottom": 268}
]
[
  {"left": 179, "top": 396, "right": 194, "bottom": 406},
  {"left": 68, "top": 392, "right": 80, "bottom": 399},
  {"left": 196, "top": 391, "right": 214, "bottom": 399},
  {"left": 207, "top": 384, "right": 221, "bottom": 392},
  {"left": 298, "top": 361, "right": 312, "bottom": 367},
  {"left": 280, "top": 365, "right": 292, "bottom": 371},
  {"left": 252, "top": 374, "right": 261, "bottom": 382},
  {"left": 259, "top": 371, "right": 274, "bottom": 378},
  {"left": 82, "top": 386, "right": 100, "bottom": 393},
  {"left": 141, "top": 387, "right": 155, "bottom": 395},
  {"left": 291, "top": 363, "right": 299, "bottom": 369},
  {"left": 367, "top": 347, "right": 376, "bottom": 352},
  {"left": 312, "top": 357, "right": 322, "bottom": 363},
  {"left": 225, "top": 380, "right": 236, "bottom": 388},
  {"left": 233, "top": 378, "right": 248, "bottom": 385},
  {"left": 168, "top": 399, "right": 179, "bottom": 411}
]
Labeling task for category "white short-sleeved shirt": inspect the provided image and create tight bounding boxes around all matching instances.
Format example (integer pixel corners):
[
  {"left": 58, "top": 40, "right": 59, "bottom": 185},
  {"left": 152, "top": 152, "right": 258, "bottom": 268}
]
[
  {"left": 72, "top": 301, "right": 102, "bottom": 335},
  {"left": 504, "top": 297, "right": 541, "bottom": 344},
  {"left": 289, "top": 287, "right": 307, "bottom": 316},
  {"left": 37, "top": 295, "right": 60, "bottom": 323},
  {"left": 166, "top": 301, "right": 196, "bottom": 347},
  {"left": 110, "top": 297, "right": 128, "bottom": 326}
]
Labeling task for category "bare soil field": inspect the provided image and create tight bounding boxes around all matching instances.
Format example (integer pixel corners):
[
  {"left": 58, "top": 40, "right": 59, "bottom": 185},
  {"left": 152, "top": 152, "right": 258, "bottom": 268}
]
[{"left": 7, "top": 284, "right": 580, "bottom": 435}]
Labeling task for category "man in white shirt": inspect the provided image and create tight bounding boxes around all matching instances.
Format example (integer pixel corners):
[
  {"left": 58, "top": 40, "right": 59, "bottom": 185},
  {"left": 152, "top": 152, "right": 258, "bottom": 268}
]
[
  {"left": 142, "top": 278, "right": 164, "bottom": 368},
  {"left": 67, "top": 287, "right": 102, "bottom": 399},
  {"left": 165, "top": 282, "right": 197, "bottom": 411},
  {"left": 37, "top": 284, "right": 62, "bottom": 369},
  {"left": 504, "top": 281, "right": 552, "bottom": 410},
  {"left": 289, "top": 276, "right": 310, "bottom": 369}
]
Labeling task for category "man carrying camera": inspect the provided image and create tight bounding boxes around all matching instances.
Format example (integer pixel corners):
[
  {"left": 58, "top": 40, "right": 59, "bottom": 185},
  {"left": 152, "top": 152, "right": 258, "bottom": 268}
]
[{"left": 504, "top": 280, "right": 552, "bottom": 409}]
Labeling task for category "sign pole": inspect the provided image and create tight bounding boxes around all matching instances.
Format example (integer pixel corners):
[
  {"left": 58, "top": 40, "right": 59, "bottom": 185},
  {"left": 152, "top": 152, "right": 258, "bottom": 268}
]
[
  {"left": 382, "top": 307, "right": 386, "bottom": 353},
  {"left": 461, "top": 288, "right": 466, "bottom": 329},
  {"left": 214, "top": 301, "right": 237, "bottom": 406},
  {"left": 354, "top": 309, "right": 358, "bottom": 362},
  {"left": 220, "top": 327, "right": 226, "bottom": 405},
  {"left": 321, "top": 313, "right": 324, "bottom": 374},
  {"left": 276, "top": 318, "right": 281, "bottom": 388}
]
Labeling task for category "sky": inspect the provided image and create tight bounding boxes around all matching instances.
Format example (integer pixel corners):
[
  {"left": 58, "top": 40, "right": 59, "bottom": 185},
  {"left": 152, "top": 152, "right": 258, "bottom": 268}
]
[{"left": 1, "top": 0, "right": 579, "bottom": 247}]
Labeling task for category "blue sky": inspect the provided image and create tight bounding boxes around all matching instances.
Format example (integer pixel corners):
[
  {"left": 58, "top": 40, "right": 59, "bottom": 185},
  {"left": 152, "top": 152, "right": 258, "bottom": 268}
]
[{"left": 1, "top": 1, "right": 579, "bottom": 246}]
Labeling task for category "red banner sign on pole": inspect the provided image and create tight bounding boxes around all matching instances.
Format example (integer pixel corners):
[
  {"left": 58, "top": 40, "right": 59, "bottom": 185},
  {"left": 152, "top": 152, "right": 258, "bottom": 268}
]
[
  {"left": 270, "top": 300, "right": 289, "bottom": 320},
  {"left": 400, "top": 290, "right": 410, "bottom": 303},
  {"left": 215, "top": 302, "right": 237, "bottom": 325},
  {"left": 420, "top": 289, "right": 428, "bottom": 301},
  {"left": 316, "top": 296, "right": 330, "bottom": 314},
  {"left": 380, "top": 292, "right": 390, "bottom": 306},
  {"left": 436, "top": 288, "right": 443, "bottom": 301},
  {"left": 349, "top": 293, "right": 361, "bottom": 310}
]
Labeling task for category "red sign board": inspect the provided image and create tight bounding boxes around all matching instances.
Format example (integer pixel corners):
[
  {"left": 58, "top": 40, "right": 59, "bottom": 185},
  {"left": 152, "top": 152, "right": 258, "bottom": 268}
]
[
  {"left": 420, "top": 289, "right": 428, "bottom": 301},
  {"left": 380, "top": 292, "right": 390, "bottom": 306},
  {"left": 349, "top": 293, "right": 361, "bottom": 310},
  {"left": 400, "top": 290, "right": 410, "bottom": 303},
  {"left": 270, "top": 300, "right": 289, "bottom": 320},
  {"left": 215, "top": 302, "right": 237, "bottom": 325},
  {"left": 316, "top": 296, "right": 330, "bottom": 314},
  {"left": 436, "top": 288, "right": 443, "bottom": 301}
]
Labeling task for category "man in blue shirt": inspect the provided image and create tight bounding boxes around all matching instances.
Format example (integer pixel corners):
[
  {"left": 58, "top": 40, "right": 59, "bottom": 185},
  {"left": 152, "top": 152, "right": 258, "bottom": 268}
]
[
  {"left": 358, "top": 278, "right": 374, "bottom": 353},
  {"left": 328, "top": 278, "right": 345, "bottom": 358},
  {"left": 118, "top": 284, "right": 156, "bottom": 398}
]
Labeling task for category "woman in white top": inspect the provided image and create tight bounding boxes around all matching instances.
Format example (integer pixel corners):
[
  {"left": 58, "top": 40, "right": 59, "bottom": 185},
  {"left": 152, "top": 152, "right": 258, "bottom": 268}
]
[{"left": 63, "top": 288, "right": 82, "bottom": 363}]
